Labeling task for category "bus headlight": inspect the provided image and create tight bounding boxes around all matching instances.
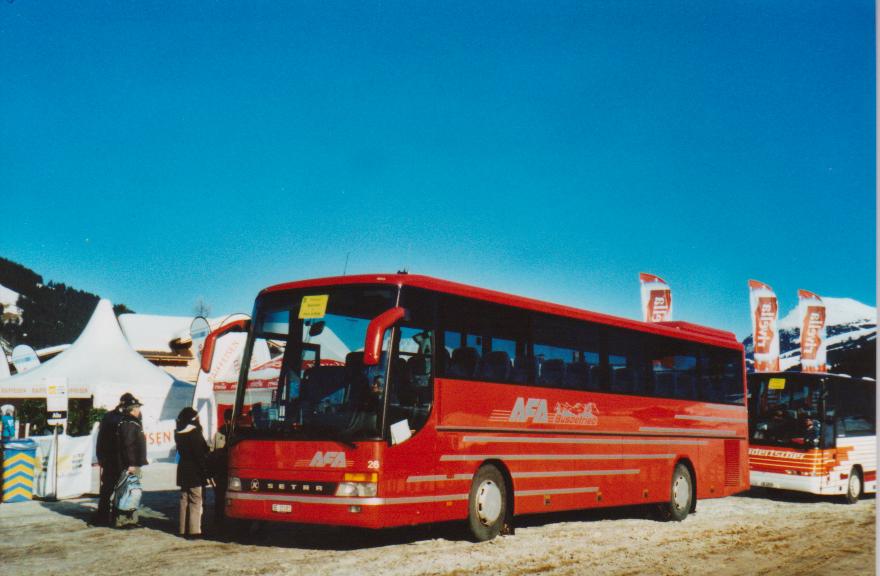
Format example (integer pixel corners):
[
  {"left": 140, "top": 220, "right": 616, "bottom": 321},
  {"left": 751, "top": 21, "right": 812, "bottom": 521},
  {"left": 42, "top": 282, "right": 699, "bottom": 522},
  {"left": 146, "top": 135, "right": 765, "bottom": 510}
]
[
  {"left": 336, "top": 482, "right": 377, "bottom": 497},
  {"left": 229, "top": 477, "right": 242, "bottom": 491}
]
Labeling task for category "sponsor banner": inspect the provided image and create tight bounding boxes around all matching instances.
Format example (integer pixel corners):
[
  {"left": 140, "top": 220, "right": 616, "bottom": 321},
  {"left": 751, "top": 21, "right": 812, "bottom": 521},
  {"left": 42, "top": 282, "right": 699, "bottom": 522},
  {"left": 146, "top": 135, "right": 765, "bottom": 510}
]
[
  {"left": 748, "top": 280, "right": 780, "bottom": 372},
  {"left": 11, "top": 344, "right": 40, "bottom": 374},
  {"left": 798, "top": 289, "right": 827, "bottom": 373},
  {"left": 32, "top": 434, "right": 94, "bottom": 499},
  {"left": 639, "top": 273, "right": 672, "bottom": 323}
]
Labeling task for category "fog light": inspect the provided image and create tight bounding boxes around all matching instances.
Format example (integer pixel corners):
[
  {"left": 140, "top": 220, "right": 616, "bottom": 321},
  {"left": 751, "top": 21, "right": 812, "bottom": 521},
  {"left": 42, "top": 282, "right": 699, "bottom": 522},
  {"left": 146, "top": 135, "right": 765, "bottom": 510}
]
[
  {"left": 357, "top": 483, "right": 377, "bottom": 497},
  {"left": 337, "top": 482, "right": 356, "bottom": 496},
  {"left": 229, "top": 477, "right": 242, "bottom": 491},
  {"left": 336, "top": 482, "right": 377, "bottom": 497}
]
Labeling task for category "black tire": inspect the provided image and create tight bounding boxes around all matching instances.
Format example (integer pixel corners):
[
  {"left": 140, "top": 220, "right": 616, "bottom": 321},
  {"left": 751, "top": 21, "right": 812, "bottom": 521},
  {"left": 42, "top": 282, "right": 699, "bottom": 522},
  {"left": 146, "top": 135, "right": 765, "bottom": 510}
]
[
  {"left": 656, "top": 463, "right": 693, "bottom": 522},
  {"left": 845, "top": 468, "right": 863, "bottom": 504},
  {"left": 467, "top": 465, "right": 508, "bottom": 542}
]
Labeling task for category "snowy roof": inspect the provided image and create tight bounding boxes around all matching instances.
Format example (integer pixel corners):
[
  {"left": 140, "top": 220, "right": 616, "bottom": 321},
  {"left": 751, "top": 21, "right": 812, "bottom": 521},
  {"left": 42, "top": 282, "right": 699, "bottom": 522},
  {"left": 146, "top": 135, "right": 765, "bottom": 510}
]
[
  {"left": 0, "top": 284, "right": 19, "bottom": 307},
  {"left": 119, "top": 313, "right": 196, "bottom": 353},
  {"left": 36, "top": 344, "right": 70, "bottom": 358}
]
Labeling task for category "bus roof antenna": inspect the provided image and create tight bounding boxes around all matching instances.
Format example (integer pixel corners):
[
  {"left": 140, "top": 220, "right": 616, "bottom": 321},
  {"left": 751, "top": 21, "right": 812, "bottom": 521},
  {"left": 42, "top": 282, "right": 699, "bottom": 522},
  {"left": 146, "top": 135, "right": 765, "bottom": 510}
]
[{"left": 343, "top": 252, "right": 350, "bottom": 276}]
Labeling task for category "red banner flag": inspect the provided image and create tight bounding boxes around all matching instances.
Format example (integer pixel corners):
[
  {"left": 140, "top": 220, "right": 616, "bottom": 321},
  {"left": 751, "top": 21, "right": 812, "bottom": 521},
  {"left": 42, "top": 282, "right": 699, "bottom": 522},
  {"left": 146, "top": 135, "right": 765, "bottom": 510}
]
[
  {"left": 748, "top": 279, "right": 780, "bottom": 372},
  {"left": 640, "top": 273, "right": 672, "bottom": 323},
  {"left": 798, "top": 289, "right": 827, "bottom": 373}
]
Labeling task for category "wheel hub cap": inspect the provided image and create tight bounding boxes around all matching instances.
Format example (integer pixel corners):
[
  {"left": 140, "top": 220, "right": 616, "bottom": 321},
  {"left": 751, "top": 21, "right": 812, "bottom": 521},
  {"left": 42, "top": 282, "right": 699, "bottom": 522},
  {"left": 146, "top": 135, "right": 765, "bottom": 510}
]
[
  {"left": 476, "top": 480, "right": 502, "bottom": 525},
  {"left": 672, "top": 474, "right": 689, "bottom": 511},
  {"left": 849, "top": 475, "right": 859, "bottom": 498}
]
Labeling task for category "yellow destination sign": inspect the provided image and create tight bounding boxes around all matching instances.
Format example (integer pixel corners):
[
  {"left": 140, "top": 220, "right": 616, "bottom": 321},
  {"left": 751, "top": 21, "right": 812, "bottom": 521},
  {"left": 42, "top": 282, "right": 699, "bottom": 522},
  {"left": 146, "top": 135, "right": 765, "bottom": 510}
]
[
  {"left": 299, "top": 295, "right": 329, "bottom": 319},
  {"left": 768, "top": 377, "right": 786, "bottom": 390}
]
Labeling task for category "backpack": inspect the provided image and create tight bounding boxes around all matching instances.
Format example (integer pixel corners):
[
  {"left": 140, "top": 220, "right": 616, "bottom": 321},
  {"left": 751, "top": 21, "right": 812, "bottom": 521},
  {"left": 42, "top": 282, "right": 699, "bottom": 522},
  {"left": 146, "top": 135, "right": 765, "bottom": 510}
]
[{"left": 114, "top": 471, "right": 143, "bottom": 512}]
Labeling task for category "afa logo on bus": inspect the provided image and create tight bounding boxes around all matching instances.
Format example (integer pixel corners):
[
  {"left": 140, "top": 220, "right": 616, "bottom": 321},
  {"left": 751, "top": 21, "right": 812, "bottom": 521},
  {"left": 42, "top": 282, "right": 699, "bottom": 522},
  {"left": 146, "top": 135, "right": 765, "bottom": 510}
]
[
  {"left": 507, "top": 397, "right": 599, "bottom": 426},
  {"left": 310, "top": 451, "right": 347, "bottom": 468}
]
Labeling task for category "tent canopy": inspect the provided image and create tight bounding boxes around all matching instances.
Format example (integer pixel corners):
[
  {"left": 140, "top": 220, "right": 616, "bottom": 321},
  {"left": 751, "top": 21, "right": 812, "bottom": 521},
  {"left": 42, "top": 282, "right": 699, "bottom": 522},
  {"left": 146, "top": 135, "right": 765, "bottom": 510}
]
[{"left": 0, "top": 300, "right": 194, "bottom": 460}]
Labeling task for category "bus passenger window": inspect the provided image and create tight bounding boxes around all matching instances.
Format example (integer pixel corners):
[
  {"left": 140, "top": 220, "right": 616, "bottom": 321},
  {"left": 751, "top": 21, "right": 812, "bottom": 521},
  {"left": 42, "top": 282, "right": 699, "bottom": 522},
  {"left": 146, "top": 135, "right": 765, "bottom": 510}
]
[
  {"left": 538, "top": 358, "right": 565, "bottom": 387},
  {"left": 448, "top": 346, "right": 479, "bottom": 378},
  {"left": 477, "top": 350, "right": 512, "bottom": 382},
  {"left": 609, "top": 354, "right": 633, "bottom": 393}
]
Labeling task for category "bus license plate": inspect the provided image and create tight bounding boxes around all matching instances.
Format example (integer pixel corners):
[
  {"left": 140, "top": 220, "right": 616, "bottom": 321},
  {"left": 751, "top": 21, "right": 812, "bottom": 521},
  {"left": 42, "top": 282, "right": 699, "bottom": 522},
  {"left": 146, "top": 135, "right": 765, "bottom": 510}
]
[
  {"left": 759, "top": 482, "right": 776, "bottom": 488},
  {"left": 271, "top": 503, "right": 292, "bottom": 513}
]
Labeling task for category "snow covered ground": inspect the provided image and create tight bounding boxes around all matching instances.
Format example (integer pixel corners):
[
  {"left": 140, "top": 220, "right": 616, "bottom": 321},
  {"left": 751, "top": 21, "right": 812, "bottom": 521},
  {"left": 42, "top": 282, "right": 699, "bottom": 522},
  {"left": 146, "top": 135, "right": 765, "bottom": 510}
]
[{"left": 0, "top": 463, "right": 873, "bottom": 576}]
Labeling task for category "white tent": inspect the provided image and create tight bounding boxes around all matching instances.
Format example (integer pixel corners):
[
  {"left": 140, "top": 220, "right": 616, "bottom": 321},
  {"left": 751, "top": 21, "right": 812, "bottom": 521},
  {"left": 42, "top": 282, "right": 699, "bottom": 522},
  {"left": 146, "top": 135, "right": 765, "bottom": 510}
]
[{"left": 0, "top": 299, "right": 194, "bottom": 461}]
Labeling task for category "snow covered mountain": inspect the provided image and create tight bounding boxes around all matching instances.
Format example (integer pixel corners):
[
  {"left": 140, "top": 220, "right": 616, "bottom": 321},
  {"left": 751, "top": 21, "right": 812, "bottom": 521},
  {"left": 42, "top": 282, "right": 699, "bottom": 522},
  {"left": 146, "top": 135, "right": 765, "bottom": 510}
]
[{"left": 743, "top": 297, "right": 876, "bottom": 377}]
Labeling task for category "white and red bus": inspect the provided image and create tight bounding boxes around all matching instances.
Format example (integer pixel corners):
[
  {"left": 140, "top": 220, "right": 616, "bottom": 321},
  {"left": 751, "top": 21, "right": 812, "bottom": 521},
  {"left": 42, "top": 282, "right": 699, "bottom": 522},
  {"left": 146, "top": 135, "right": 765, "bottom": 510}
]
[
  {"left": 211, "top": 274, "right": 748, "bottom": 540},
  {"left": 748, "top": 371, "right": 876, "bottom": 503}
]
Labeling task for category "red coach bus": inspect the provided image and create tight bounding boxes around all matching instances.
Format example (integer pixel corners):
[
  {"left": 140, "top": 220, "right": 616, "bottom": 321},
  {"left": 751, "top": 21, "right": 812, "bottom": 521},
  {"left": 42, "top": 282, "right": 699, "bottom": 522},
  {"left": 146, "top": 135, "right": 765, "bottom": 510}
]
[{"left": 215, "top": 274, "right": 748, "bottom": 541}]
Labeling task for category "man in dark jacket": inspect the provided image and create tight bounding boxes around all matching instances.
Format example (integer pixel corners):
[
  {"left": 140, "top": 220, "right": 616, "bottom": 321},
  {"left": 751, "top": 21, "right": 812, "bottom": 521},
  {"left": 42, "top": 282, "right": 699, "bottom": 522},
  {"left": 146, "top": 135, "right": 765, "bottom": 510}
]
[
  {"left": 175, "top": 407, "right": 209, "bottom": 538},
  {"left": 93, "top": 392, "right": 134, "bottom": 526},
  {"left": 115, "top": 396, "right": 148, "bottom": 527}
]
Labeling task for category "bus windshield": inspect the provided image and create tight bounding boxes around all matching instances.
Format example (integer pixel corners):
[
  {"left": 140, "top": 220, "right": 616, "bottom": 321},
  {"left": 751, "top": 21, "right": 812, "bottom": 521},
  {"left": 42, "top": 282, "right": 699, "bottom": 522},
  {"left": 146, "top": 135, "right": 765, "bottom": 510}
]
[
  {"left": 234, "top": 284, "right": 398, "bottom": 442},
  {"left": 749, "top": 374, "right": 826, "bottom": 448}
]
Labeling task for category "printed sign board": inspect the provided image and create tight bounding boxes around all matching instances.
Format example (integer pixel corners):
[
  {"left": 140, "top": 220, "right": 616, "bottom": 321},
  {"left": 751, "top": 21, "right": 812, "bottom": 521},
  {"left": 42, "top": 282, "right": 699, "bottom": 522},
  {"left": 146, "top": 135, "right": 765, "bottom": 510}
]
[{"left": 46, "top": 377, "right": 68, "bottom": 425}]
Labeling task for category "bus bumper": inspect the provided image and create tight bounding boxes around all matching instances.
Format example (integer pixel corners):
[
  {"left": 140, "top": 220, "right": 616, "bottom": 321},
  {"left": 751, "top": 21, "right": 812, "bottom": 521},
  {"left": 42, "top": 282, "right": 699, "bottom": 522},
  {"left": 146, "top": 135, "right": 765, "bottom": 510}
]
[
  {"left": 749, "top": 471, "right": 823, "bottom": 494},
  {"left": 226, "top": 492, "right": 410, "bottom": 529}
]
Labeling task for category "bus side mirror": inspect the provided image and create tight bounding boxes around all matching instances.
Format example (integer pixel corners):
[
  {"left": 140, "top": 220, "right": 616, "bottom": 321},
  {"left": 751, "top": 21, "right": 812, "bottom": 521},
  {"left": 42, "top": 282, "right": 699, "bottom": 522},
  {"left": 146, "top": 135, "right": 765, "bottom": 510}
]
[
  {"left": 363, "top": 307, "right": 407, "bottom": 366},
  {"left": 201, "top": 319, "right": 251, "bottom": 373}
]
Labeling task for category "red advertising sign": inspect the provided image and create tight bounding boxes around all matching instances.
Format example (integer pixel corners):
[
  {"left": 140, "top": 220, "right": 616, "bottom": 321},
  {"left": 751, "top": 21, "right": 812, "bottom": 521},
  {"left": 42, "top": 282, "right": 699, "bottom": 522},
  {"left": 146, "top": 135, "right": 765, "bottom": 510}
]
[{"left": 647, "top": 289, "right": 672, "bottom": 322}]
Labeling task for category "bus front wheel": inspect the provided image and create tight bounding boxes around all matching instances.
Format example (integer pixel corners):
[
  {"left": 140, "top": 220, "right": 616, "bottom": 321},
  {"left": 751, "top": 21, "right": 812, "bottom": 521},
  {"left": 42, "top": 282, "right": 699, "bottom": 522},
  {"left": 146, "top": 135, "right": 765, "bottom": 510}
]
[
  {"left": 467, "top": 465, "right": 508, "bottom": 541},
  {"left": 845, "top": 468, "right": 863, "bottom": 504},
  {"left": 656, "top": 463, "right": 693, "bottom": 522}
]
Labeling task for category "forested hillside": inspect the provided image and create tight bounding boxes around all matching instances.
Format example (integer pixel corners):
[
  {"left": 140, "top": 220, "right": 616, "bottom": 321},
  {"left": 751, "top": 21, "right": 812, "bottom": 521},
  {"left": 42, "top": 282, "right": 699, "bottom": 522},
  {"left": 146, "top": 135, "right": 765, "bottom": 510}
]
[{"left": 0, "top": 257, "right": 133, "bottom": 352}]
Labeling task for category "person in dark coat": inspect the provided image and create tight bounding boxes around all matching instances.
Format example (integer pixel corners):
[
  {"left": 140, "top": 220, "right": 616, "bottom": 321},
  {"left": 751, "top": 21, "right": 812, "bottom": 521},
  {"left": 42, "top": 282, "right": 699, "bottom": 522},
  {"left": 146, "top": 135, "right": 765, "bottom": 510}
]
[
  {"left": 115, "top": 396, "right": 148, "bottom": 527},
  {"left": 93, "top": 392, "right": 134, "bottom": 526},
  {"left": 175, "top": 407, "right": 210, "bottom": 538}
]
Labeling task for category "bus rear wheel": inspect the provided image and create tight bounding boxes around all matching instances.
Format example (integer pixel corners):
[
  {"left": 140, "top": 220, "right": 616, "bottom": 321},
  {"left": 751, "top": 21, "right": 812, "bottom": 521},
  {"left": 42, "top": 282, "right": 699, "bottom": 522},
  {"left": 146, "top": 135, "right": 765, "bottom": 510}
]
[
  {"left": 845, "top": 468, "right": 863, "bottom": 504},
  {"left": 467, "top": 465, "right": 508, "bottom": 542},
  {"left": 656, "top": 463, "right": 693, "bottom": 522}
]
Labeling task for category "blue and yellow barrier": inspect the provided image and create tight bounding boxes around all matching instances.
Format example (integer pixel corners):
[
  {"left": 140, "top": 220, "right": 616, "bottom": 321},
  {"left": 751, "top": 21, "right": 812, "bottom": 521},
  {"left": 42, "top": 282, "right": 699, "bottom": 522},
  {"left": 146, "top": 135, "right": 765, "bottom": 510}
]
[{"left": 3, "top": 439, "right": 37, "bottom": 503}]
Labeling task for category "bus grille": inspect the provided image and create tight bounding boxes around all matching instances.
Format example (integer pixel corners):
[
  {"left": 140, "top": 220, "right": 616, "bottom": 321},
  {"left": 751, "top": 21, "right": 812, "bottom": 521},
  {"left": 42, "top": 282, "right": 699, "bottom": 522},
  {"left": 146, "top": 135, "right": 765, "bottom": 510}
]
[{"left": 724, "top": 440, "right": 740, "bottom": 486}]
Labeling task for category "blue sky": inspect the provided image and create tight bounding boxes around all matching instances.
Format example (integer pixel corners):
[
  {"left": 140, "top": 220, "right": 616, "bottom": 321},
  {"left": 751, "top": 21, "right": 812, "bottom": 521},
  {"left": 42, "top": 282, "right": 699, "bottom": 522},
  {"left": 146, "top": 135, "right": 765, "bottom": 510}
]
[{"left": 1, "top": 1, "right": 875, "bottom": 339}]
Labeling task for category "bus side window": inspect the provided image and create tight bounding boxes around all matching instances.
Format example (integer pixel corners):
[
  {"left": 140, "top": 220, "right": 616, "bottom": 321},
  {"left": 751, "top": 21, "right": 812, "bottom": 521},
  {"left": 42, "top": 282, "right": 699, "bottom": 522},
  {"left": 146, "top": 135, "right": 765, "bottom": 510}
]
[
  {"left": 836, "top": 381, "right": 876, "bottom": 437},
  {"left": 478, "top": 337, "right": 516, "bottom": 383},
  {"left": 533, "top": 313, "right": 601, "bottom": 392},
  {"left": 698, "top": 348, "right": 725, "bottom": 403},
  {"left": 535, "top": 344, "right": 575, "bottom": 388},
  {"left": 439, "top": 294, "right": 528, "bottom": 385},
  {"left": 448, "top": 343, "right": 479, "bottom": 378},
  {"left": 606, "top": 329, "right": 649, "bottom": 396},
  {"left": 645, "top": 336, "right": 702, "bottom": 401}
]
